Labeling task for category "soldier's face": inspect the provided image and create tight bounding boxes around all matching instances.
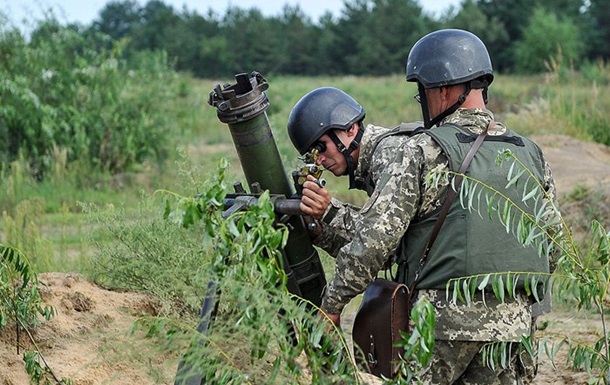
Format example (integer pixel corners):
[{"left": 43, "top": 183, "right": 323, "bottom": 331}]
[{"left": 314, "top": 129, "right": 356, "bottom": 176}]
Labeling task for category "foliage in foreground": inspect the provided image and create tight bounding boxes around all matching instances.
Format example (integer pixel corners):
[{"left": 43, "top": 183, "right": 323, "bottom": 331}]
[
  {"left": 429, "top": 148, "right": 610, "bottom": 384},
  {"left": 87, "top": 158, "right": 435, "bottom": 384},
  {"left": 122, "top": 159, "right": 358, "bottom": 384},
  {"left": 0, "top": 243, "right": 71, "bottom": 384}
]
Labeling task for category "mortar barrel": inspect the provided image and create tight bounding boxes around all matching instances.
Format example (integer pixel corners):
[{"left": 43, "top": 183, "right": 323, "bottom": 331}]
[{"left": 209, "top": 72, "right": 326, "bottom": 307}]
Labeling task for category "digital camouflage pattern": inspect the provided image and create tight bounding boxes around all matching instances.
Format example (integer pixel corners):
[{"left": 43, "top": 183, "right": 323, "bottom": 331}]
[
  {"left": 417, "top": 290, "right": 531, "bottom": 342},
  {"left": 314, "top": 108, "right": 557, "bottom": 335},
  {"left": 418, "top": 336, "right": 538, "bottom": 384},
  {"left": 313, "top": 108, "right": 557, "bottom": 383}
]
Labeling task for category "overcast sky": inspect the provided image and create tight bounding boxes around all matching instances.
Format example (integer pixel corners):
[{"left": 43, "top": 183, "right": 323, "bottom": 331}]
[{"left": 1, "top": 0, "right": 461, "bottom": 26}]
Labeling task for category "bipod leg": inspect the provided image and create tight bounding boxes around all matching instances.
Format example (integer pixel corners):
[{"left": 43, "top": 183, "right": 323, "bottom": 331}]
[{"left": 174, "top": 281, "right": 220, "bottom": 385}]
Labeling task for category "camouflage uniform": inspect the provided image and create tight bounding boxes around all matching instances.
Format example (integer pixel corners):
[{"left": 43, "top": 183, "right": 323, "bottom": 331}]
[{"left": 313, "top": 108, "right": 558, "bottom": 384}]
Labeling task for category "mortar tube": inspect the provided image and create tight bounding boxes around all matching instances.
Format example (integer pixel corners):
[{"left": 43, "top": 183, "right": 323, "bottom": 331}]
[{"left": 208, "top": 72, "right": 326, "bottom": 307}]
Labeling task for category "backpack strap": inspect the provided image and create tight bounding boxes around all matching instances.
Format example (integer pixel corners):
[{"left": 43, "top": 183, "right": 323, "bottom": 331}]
[{"left": 370, "top": 122, "right": 425, "bottom": 155}]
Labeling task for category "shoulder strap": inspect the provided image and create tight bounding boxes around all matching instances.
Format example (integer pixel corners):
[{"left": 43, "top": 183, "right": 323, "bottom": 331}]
[
  {"left": 356, "top": 122, "right": 425, "bottom": 194},
  {"left": 409, "top": 120, "right": 494, "bottom": 291},
  {"left": 370, "top": 122, "right": 424, "bottom": 155}
]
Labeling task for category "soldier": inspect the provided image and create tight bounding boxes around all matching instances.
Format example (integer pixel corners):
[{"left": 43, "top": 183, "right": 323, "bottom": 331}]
[{"left": 287, "top": 29, "right": 558, "bottom": 384}]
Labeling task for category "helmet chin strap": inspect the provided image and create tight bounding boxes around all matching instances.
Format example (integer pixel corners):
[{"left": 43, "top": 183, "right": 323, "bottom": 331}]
[
  {"left": 417, "top": 83, "right": 433, "bottom": 129},
  {"left": 327, "top": 123, "right": 364, "bottom": 189},
  {"left": 419, "top": 80, "right": 490, "bottom": 129},
  {"left": 428, "top": 86, "right": 470, "bottom": 127}
]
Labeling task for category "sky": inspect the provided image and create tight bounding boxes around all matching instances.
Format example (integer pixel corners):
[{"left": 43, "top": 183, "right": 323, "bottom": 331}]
[{"left": 1, "top": 0, "right": 461, "bottom": 27}]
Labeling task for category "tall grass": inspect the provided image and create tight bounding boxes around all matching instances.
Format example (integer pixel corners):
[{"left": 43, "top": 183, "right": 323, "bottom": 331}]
[
  {"left": 2, "top": 69, "right": 609, "bottom": 273},
  {"left": 502, "top": 53, "right": 610, "bottom": 143}
]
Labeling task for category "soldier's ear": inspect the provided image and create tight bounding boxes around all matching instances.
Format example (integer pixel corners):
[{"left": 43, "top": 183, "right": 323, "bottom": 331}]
[{"left": 347, "top": 123, "right": 359, "bottom": 136}]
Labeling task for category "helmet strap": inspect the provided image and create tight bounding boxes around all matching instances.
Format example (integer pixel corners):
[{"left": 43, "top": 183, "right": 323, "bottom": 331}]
[
  {"left": 327, "top": 122, "right": 364, "bottom": 189},
  {"left": 417, "top": 83, "right": 432, "bottom": 129}
]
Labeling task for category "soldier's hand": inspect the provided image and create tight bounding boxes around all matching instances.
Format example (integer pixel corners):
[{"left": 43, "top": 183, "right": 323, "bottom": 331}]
[
  {"left": 300, "top": 174, "right": 331, "bottom": 220},
  {"left": 319, "top": 309, "right": 341, "bottom": 329}
]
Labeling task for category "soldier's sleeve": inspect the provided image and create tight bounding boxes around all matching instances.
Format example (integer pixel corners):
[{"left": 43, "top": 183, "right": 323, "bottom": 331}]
[
  {"left": 312, "top": 131, "right": 413, "bottom": 258},
  {"left": 321, "top": 144, "right": 423, "bottom": 314},
  {"left": 310, "top": 198, "right": 362, "bottom": 257}
]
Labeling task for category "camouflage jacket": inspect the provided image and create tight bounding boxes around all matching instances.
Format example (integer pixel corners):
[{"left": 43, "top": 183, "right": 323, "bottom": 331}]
[{"left": 314, "top": 108, "right": 558, "bottom": 341}]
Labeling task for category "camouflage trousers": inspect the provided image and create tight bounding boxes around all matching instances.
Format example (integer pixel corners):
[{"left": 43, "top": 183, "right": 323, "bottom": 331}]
[{"left": 418, "top": 338, "right": 537, "bottom": 385}]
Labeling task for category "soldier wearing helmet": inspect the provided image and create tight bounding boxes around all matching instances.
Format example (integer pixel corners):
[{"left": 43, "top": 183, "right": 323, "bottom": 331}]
[
  {"left": 397, "top": 29, "right": 560, "bottom": 384},
  {"left": 289, "top": 30, "right": 560, "bottom": 384},
  {"left": 406, "top": 28, "right": 494, "bottom": 129},
  {"left": 288, "top": 87, "right": 366, "bottom": 189},
  {"left": 287, "top": 86, "right": 422, "bottom": 329}
]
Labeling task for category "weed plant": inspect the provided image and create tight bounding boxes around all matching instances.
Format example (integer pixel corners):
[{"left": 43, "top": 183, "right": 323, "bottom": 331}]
[
  {"left": 0, "top": 243, "right": 72, "bottom": 384},
  {"left": 89, "top": 157, "right": 433, "bottom": 384},
  {"left": 89, "top": 159, "right": 356, "bottom": 383}
]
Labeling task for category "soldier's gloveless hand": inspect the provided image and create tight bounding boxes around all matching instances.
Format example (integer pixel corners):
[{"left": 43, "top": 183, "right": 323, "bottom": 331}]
[{"left": 300, "top": 174, "right": 331, "bottom": 220}]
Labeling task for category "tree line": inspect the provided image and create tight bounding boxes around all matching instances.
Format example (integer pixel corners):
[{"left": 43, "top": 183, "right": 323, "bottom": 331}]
[{"left": 9, "top": 0, "right": 610, "bottom": 77}]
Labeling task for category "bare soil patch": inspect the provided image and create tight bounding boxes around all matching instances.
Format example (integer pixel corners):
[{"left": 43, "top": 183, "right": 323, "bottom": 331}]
[
  {"left": 530, "top": 134, "right": 610, "bottom": 198},
  {"left": 0, "top": 273, "right": 176, "bottom": 385}
]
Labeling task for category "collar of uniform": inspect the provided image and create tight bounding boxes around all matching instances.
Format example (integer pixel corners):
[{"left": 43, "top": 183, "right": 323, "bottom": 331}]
[
  {"left": 440, "top": 108, "right": 506, "bottom": 136},
  {"left": 354, "top": 124, "right": 391, "bottom": 182}
]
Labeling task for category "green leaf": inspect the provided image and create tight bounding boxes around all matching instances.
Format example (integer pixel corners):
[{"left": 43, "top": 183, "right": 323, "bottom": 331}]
[
  {"left": 492, "top": 275, "right": 505, "bottom": 302},
  {"left": 522, "top": 185, "right": 538, "bottom": 204},
  {"left": 228, "top": 220, "right": 240, "bottom": 237},
  {"left": 477, "top": 274, "right": 490, "bottom": 291},
  {"left": 163, "top": 199, "right": 172, "bottom": 219},
  {"left": 462, "top": 279, "right": 471, "bottom": 304},
  {"left": 505, "top": 273, "right": 514, "bottom": 299}
]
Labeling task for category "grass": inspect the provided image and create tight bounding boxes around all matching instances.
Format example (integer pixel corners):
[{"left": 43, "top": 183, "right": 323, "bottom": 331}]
[
  {"left": 1, "top": 71, "right": 609, "bottom": 385},
  {"left": 1, "top": 72, "right": 608, "bottom": 274}
]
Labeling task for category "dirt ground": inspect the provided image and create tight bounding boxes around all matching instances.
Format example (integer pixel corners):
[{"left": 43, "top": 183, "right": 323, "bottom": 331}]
[{"left": 1, "top": 134, "right": 609, "bottom": 385}]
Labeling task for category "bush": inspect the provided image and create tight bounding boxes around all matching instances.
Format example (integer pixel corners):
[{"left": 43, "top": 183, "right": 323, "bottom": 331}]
[
  {"left": 513, "top": 8, "right": 584, "bottom": 74},
  {"left": 0, "top": 20, "right": 181, "bottom": 180}
]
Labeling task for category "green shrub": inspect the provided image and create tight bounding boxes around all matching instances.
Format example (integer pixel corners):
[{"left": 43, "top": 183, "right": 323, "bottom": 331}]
[
  {"left": 0, "top": 242, "right": 72, "bottom": 384},
  {"left": 512, "top": 8, "right": 584, "bottom": 74},
  {"left": 0, "top": 20, "right": 181, "bottom": 180},
  {"left": 581, "top": 59, "right": 610, "bottom": 86}
]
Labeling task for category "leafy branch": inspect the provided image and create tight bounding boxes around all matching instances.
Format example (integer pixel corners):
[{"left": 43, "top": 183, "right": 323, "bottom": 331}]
[
  {"left": 389, "top": 296, "right": 436, "bottom": 384},
  {"left": 428, "top": 148, "right": 610, "bottom": 383},
  {"left": 447, "top": 271, "right": 550, "bottom": 305},
  {"left": 0, "top": 242, "right": 72, "bottom": 385},
  {"left": 150, "top": 159, "right": 359, "bottom": 384},
  {"left": 428, "top": 149, "right": 566, "bottom": 263}
]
